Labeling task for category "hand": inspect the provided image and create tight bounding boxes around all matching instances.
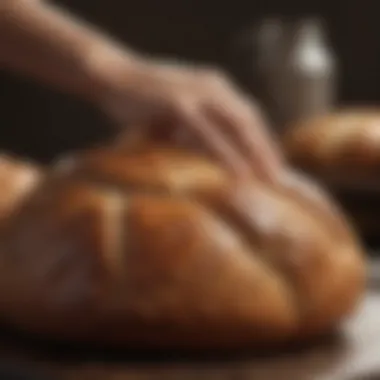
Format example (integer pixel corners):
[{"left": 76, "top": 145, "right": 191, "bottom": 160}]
[
  {"left": 98, "top": 58, "right": 284, "bottom": 181},
  {"left": 0, "top": 0, "right": 282, "bottom": 181}
]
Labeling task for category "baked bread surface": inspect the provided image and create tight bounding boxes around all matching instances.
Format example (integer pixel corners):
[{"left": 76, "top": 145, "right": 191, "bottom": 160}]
[
  {"left": 0, "top": 144, "right": 366, "bottom": 349},
  {"left": 283, "top": 109, "right": 380, "bottom": 183}
]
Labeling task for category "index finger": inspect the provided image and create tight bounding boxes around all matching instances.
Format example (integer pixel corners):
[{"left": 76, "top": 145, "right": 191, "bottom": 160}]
[
  {"left": 179, "top": 106, "right": 254, "bottom": 178},
  {"left": 207, "top": 95, "right": 284, "bottom": 183}
]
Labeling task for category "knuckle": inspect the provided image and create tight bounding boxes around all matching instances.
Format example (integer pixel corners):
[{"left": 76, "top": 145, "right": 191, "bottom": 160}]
[
  {"left": 171, "top": 94, "right": 197, "bottom": 116},
  {"left": 200, "top": 67, "right": 231, "bottom": 87},
  {"left": 234, "top": 92, "right": 262, "bottom": 116},
  {"left": 242, "top": 94, "right": 261, "bottom": 111}
]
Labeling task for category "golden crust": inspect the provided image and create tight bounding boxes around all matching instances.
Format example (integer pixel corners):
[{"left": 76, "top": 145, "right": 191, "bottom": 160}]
[
  {"left": 283, "top": 109, "right": 380, "bottom": 183},
  {"left": 0, "top": 145, "right": 366, "bottom": 349}
]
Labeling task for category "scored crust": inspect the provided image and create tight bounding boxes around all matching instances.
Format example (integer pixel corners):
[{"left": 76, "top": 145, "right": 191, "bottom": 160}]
[{"left": 0, "top": 145, "right": 366, "bottom": 349}]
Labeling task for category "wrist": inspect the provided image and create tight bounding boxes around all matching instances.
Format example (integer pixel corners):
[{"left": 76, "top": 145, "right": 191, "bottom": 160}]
[
  {"left": 80, "top": 44, "right": 149, "bottom": 105},
  {"left": 0, "top": 0, "right": 148, "bottom": 104}
]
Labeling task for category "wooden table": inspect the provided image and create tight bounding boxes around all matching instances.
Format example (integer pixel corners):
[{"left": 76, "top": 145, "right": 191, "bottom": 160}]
[{"left": 0, "top": 264, "right": 379, "bottom": 380}]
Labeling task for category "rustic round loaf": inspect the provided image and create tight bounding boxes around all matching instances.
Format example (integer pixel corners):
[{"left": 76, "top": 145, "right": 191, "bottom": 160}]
[
  {"left": 0, "top": 155, "right": 42, "bottom": 225},
  {"left": 0, "top": 145, "right": 366, "bottom": 349},
  {"left": 283, "top": 109, "right": 380, "bottom": 186}
]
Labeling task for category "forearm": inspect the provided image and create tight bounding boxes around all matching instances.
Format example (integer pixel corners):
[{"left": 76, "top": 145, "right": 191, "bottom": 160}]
[{"left": 0, "top": 0, "right": 141, "bottom": 102}]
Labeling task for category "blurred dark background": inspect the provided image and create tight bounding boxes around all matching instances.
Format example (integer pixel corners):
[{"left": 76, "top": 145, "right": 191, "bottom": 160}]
[{"left": 1, "top": 0, "right": 379, "bottom": 163}]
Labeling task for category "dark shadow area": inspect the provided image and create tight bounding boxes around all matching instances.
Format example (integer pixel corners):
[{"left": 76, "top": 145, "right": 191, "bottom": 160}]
[{"left": 0, "top": 323, "right": 346, "bottom": 365}]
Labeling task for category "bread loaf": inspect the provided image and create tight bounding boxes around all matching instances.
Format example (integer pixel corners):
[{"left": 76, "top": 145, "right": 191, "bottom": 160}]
[
  {"left": 0, "top": 144, "right": 366, "bottom": 349},
  {"left": 283, "top": 109, "right": 380, "bottom": 185}
]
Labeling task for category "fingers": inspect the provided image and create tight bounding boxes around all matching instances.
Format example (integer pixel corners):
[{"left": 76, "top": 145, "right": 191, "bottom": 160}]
[
  {"left": 106, "top": 60, "right": 285, "bottom": 182},
  {"left": 174, "top": 68, "right": 285, "bottom": 182},
  {"left": 174, "top": 96, "right": 284, "bottom": 182},
  {"left": 206, "top": 95, "right": 284, "bottom": 183},
  {"left": 244, "top": 99, "right": 284, "bottom": 172},
  {"left": 197, "top": 71, "right": 284, "bottom": 182},
  {"left": 178, "top": 104, "right": 253, "bottom": 178}
]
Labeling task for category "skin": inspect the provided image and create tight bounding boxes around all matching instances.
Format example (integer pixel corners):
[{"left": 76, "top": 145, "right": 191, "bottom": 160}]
[{"left": 0, "top": 0, "right": 284, "bottom": 182}]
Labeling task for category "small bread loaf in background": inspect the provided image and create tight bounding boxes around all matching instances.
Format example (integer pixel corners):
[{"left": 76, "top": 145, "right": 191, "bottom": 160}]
[
  {"left": 283, "top": 109, "right": 380, "bottom": 187},
  {"left": 283, "top": 109, "right": 380, "bottom": 237}
]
